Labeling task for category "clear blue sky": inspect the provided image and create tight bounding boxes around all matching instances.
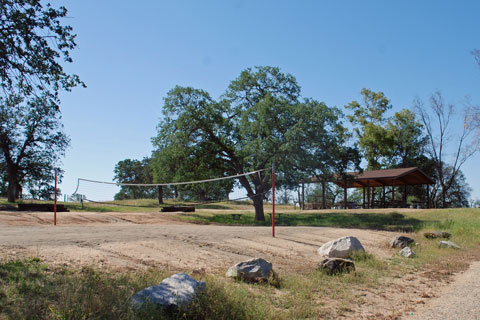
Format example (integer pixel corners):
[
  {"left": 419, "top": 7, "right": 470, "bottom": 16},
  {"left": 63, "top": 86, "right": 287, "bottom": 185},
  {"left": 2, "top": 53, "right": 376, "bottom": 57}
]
[{"left": 51, "top": 0, "right": 480, "bottom": 201}]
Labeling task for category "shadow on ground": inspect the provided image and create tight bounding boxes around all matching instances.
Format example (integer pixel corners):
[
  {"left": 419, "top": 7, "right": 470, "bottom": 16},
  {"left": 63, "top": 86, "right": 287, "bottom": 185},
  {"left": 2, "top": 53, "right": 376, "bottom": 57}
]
[{"left": 182, "top": 211, "right": 426, "bottom": 232}]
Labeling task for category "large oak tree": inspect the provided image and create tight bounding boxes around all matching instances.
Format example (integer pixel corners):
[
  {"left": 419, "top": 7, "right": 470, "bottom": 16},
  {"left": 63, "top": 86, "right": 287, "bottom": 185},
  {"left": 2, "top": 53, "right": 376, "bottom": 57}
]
[
  {"left": 153, "top": 66, "right": 357, "bottom": 220},
  {"left": 0, "top": 1, "right": 82, "bottom": 202},
  {"left": 0, "top": 93, "right": 69, "bottom": 202}
]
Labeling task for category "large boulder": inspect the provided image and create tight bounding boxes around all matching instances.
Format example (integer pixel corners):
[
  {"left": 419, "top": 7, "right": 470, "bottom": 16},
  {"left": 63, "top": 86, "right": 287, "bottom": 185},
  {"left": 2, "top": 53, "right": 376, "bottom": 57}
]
[
  {"left": 226, "top": 258, "right": 272, "bottom": 282},
  {"left": 389, "top": 236, "right": 414, "bottom": 248},
  {"left": 317, "top": 236, "right": 365, "bottom": 258},
  {"left": 319, "top": 258, "right": 355, "bottom": 275},
  {"left": 439, "top": 241, "right": 460, "bottom": 249},
  {"left": 424, "top": 231, "right": 451, "bottom": 239},
  {"left": 399, "top": 246, "right": 416, "bottom": 258},
  {"left": 131, "top": 273, "right": 205, "bottom": 309}
]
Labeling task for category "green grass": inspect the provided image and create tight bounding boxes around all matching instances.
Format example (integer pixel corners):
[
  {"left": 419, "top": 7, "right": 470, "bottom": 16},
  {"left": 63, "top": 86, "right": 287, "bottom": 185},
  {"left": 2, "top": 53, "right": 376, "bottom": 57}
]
[
  {"left": 0, "top": 197, "right": 246, "bottom": 213},
  {"left": 0, "top": 257, "right": 389, "bottom": 319},
  {"left": 179, "top": 211, "right": 423, "bottom": 231},
  {"left": 0, "top": 259, "right": 278, "bottom": 320}
]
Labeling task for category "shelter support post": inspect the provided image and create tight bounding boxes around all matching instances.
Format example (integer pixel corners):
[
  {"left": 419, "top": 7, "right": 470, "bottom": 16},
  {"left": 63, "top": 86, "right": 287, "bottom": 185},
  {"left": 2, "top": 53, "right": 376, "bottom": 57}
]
[
  {"left": 372, "top": 188, "right": 376, "bottom": 208},
  {"left": 403, "top": 185, "right": 407, "bottom": 208},
  {"left": 367, "top": 183, "right": 371, "bottom": 209},
  {"left": 382, "top": 186, "right": 386, "bottom": 208},
  {"left": 392, "top": 179, "right": 396, "bottom": 207},
  {"left": 362, "top": 187, "right": 366, "bottom": 209}
]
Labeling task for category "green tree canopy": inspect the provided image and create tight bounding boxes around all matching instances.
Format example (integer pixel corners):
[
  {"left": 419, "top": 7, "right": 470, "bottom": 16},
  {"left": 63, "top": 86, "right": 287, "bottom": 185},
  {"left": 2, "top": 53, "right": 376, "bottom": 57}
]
[
  {"left": 346, "top": 89, "right": 427, "bottom": 171},
  {"left": 0, "top": 0, "right": 84, "bottom": 104},
  {"left": 0, "top": 93, "right": 69, "bottom": 202},
  {"left": 0, "top": 1, "right": 83, "bottom": 202},
  {"left": 113, "top": 158, "right": 156, "bottom": 200},
  {"left": 384, "top": 109, "right": 427, "bottom": 168},
  {"left": 346, "top": 89, "right": 392, "bottom": 170},
  {"left": 153, "top": 66, "right": 358, "bottom": 220}
]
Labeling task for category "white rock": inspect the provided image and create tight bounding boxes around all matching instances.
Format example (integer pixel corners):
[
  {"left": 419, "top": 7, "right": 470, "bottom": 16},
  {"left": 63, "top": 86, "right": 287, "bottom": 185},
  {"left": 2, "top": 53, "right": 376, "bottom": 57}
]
[
  {"left": 131, "top": 273, "right": 205, "bottom": 308},
  {"left": 226, "top": 258, "right": 272, "bottom": 281},
  {"left": 318, "top": 236, "right": 365, "bottom": 258},
  {"left": 439, "top": 241, "right": 460, "bottom": 249},
  {"left": 399, "top": 246, "right": 416, "bottom": 258}
]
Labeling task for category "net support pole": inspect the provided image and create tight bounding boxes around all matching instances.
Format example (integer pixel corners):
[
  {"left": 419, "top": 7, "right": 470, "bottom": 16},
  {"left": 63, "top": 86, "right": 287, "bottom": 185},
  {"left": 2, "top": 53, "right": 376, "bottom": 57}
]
[
  {"left": 54, "top": 170, "right": 57, "bottom": 226},
  {"left": 272, "top": 163, "right": 275, "bottom": 238}
]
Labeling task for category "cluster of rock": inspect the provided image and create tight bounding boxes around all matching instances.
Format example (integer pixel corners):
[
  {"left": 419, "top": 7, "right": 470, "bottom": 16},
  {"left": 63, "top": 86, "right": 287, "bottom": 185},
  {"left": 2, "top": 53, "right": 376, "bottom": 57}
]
[
  {"left": 389, "top": 235, "right": 416, "bottom": 258},
  {"left": 131, "top": 258, "right": 275, "bottom": 311},
  {"left": 130, "top": 230, "right": 461, "bottom": 311},
  {"left": 317, "top": 236, "right": 365, "bottom": 274},
  {"left": 424, "top": 231, "right": 460, "bottom": 249},
  {"left": 388, "top": 230, "right": 460, "bottom": 258}
]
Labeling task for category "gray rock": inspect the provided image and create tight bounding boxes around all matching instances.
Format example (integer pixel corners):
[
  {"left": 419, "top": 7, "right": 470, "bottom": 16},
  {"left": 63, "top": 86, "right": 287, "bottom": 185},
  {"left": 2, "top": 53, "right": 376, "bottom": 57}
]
[
  {"left": 131, "top": 273, "right": 205, "bottom": 309},
  {"left": 424, "top": 231, "right": 451, "bottom": 239},
  {"left": 389, "top": 236, "right": 415, "bottom": 248},
  {"left": 317, "top": 236, "right": 365, "bottom": 258},
  {"left": 399, "top": 246, "right": 416, "bottom": 258},
  {"left": 226, "top": 258, "right": 272, "bottom": 282},
  {"left": 439, "top": 241, "right": 460, "bottom": 249},
  {"left": 319, "top": 258, "right": 355, "bottom": 275}
]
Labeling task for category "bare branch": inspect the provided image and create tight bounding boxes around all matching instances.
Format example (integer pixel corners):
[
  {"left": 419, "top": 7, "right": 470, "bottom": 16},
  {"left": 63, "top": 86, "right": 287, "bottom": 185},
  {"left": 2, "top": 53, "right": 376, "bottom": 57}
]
[{"left": 415, "top": 91, "right": 478, "bottom": 207}]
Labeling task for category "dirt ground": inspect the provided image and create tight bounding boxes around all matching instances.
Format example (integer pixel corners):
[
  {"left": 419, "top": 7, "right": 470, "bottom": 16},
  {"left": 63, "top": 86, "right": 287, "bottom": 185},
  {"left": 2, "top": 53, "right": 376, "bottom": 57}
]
[
  {"left": 0, "top": 210, "right": 473, "bottom": 319},
  {"left": 0, "top": 210, "right": 395, "bottom": 272}
]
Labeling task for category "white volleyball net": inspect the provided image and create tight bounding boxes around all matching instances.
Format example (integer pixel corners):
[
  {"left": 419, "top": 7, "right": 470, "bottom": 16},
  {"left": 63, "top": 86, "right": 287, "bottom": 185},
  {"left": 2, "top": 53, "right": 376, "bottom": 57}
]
[{"left": 69, "top": 168, "right": 271, "bottom": 208}]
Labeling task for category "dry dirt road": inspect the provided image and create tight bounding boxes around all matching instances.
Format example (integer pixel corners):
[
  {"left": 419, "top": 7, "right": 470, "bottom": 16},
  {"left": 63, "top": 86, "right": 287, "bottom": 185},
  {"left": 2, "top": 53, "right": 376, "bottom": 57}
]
[
  {"left": 0, "top": 210, "right": 395, "bottom": 273},
  {"left": 408, "top": 260, "right": 480, "bottom": 320}
]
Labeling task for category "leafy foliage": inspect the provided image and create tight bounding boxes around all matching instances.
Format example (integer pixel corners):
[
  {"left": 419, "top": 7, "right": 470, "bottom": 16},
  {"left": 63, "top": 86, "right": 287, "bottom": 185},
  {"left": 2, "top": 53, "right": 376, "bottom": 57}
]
[
  {"left": 0, "top": 1, "right": 82, "bottom": 202},
  {"left": 151, "top": 138, "right": 234, "bottom": 202},
  {"left": 113, "top": 158, "right": 157, "bottom": 200},
  {"left": 0, "top": 0, "right": 84, "bottom": 103},
  {"left": 384, "top": 109, "right": 428, "bottom": 167},
  {"left": 0, "top": 93, "right": 68, "bottom": 201},
  {"left": 153, "top": 66, "right": 357, "bottom": 220}
]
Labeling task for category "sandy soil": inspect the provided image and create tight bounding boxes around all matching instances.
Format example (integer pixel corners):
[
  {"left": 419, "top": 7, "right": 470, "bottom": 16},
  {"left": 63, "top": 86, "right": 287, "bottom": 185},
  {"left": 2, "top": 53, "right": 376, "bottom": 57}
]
[
  {"left": 0, "top": 210, "right": 394, "bottom": 273},
  {"left": 0, "top": 210, "right": 476, "bottom": 319}
]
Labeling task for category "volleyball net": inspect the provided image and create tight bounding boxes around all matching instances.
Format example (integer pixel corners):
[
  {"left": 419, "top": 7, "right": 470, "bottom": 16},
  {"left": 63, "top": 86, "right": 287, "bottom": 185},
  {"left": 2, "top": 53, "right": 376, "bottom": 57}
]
[{"left": 69, "top": 168, "right": 272, "bottom": 208}]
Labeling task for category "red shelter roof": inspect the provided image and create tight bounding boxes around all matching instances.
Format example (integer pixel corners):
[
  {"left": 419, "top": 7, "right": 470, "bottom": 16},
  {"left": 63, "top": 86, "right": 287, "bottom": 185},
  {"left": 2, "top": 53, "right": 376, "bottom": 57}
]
[{"left": 333, "top": 167, "right": 434, "bottom": 188}]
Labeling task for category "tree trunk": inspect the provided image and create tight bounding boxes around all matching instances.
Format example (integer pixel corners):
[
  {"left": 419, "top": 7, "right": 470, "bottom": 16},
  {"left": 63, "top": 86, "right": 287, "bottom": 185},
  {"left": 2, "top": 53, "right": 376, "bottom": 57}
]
[
  {"left": 157, "top": 186, "right": 163, "bottom": 204},
  {"left": 7, "top": 177, "right": 17, "bottom": 203},
  {"left": 442, "top": 188, "right": 446, "bottom": 208},
  {"left": 252, "top": 195, "right": 265, "bottom": 221}
]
